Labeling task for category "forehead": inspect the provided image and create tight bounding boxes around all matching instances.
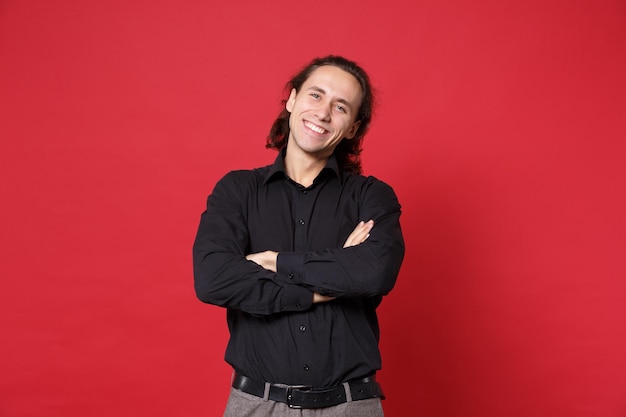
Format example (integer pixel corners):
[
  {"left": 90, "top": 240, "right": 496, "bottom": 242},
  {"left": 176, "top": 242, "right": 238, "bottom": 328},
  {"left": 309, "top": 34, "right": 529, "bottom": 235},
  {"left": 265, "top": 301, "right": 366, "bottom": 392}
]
[{"left": 302, "top": 65, "right": 363, "bottom": 106}]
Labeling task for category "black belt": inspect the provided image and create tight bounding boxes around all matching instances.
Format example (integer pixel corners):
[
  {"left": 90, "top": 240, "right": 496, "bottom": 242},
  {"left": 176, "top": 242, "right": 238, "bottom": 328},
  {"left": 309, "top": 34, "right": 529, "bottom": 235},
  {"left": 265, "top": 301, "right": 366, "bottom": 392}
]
[{"left": 232, "top": 372, "right": 384, "bottom": 409}]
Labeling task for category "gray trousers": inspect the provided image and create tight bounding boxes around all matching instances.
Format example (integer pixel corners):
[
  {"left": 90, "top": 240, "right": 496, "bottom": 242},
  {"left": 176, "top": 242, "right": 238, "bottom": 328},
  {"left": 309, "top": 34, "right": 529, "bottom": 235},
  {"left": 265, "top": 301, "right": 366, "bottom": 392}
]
[{"left": 223, "top": 387, "right": 385, "bottom": 417}]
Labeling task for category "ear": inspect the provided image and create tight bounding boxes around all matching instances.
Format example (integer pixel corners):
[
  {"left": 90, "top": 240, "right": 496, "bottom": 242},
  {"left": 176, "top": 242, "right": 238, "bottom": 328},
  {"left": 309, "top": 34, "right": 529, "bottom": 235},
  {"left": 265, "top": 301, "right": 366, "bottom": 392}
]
[
  {"left": 344, "top": 120, "right": 361, "bottom": 140},
  {"left": 286, "top": 88, "right": 297, "bottom": 112}
]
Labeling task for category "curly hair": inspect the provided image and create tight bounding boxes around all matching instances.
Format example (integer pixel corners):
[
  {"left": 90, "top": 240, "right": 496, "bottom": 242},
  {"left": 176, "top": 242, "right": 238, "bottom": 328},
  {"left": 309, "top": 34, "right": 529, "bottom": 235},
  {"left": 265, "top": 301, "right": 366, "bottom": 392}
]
[{"left": 266, "top": 55, "right": 375, "bottom": 175}]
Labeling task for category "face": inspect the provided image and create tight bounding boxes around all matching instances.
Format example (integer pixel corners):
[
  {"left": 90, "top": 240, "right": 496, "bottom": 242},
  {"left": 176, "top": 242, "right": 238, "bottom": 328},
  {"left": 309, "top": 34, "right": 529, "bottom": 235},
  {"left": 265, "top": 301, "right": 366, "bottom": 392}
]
[{"left": 286, "top": 65, "right": 363, "bottom": 161}]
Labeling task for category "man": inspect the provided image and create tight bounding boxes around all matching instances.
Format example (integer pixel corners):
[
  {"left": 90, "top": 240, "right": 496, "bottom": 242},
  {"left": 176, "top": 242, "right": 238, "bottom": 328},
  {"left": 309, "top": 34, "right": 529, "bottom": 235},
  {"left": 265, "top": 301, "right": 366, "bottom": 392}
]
[{"left": 193, "top": 55, "right": 404, "bottom": 416}]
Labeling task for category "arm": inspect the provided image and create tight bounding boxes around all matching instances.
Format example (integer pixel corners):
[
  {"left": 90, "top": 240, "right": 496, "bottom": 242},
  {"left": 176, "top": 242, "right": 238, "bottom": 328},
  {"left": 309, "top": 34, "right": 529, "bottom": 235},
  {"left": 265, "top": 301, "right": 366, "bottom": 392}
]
[
  {"left": 192, "top": 172, "right": 314, "bottom": 316},
  {"left": 248, "top": 179, "right": 405, "bottom": 299},
  {"left": 279, "top": 179, "right": 404, "bottom": 298},
  {"left": 245, "top": 220, "right": 375, "bottom": 303}
]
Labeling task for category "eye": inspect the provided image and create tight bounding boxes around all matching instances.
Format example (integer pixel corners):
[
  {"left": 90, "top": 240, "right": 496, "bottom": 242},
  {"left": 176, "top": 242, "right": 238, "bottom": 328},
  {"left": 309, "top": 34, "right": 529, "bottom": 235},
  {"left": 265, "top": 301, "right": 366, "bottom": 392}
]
[
  {"left": 336, "top": 105, "right": 347, "bottom": 114},
  {"left": 310, "top": 93, "right": 321, "bottom": 99}
]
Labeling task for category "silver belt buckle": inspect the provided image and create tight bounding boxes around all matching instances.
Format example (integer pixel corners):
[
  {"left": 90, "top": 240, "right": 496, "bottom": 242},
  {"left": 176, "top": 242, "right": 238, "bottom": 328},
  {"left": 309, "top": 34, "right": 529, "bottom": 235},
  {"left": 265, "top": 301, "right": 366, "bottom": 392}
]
[{"left": 286, "top": 385, "right": 312, "bottom": 409}]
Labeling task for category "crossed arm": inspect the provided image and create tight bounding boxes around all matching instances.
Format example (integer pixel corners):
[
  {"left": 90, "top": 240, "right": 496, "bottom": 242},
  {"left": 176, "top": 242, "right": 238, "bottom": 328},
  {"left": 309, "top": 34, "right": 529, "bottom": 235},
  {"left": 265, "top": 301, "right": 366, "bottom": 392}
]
[
  {"left": 193, "top": 172, "right": 404, "bottom": 316},
  {"left": 245, "top": 220, "right": 375, "bottom": 303}
]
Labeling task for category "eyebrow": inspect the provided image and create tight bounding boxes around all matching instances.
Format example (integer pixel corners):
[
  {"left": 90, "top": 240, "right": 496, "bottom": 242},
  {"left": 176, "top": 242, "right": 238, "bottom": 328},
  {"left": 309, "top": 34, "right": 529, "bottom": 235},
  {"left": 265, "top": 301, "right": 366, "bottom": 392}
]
[{"left": 307, "top": 86, "right": 353, "bottom": 109}]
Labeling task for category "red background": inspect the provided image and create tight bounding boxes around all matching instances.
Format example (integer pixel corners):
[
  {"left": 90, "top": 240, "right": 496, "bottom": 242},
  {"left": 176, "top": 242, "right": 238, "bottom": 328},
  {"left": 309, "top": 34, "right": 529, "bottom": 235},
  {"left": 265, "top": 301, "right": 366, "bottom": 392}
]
[{"left": 1, "top": 1, "right": 625, "bottom": 416}]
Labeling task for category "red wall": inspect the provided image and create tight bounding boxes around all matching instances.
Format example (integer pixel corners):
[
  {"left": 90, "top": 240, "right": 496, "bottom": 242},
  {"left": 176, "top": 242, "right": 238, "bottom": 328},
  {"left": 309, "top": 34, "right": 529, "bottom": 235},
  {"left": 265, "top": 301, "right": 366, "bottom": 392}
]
[{"left": 1, "top": 1, "right": 625, "bottom": 416}]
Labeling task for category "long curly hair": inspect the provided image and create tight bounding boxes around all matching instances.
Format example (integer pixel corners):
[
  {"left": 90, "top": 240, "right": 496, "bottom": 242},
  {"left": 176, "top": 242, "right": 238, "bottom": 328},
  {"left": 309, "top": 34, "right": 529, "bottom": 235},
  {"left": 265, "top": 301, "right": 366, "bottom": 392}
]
[{"left": 266, "top": 55, "right": 375, "bottom": 175}]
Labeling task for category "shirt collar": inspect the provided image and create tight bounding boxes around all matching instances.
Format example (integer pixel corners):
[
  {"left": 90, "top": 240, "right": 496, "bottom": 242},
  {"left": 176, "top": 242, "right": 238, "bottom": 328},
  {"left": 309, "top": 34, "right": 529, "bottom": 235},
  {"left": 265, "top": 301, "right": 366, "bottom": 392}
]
[{"left": 263, "top": 148, "right": 341, "bottom": 186}]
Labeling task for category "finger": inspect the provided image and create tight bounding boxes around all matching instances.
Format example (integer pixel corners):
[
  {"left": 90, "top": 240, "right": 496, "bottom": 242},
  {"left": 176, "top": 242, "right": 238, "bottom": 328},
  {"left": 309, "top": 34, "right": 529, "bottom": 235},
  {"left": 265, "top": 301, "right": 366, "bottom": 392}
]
[
  {"left": 343, "top": 220, "right": 374, "bottom": 248},
  {"left": 343, "top": 221, "right": 365, "bottom": 248},
  {"left": 313, "top": 292, "right": 335, "bottom": 303},
  {"left": 353, "top": 220, "right": 374, "bottom": 243}
]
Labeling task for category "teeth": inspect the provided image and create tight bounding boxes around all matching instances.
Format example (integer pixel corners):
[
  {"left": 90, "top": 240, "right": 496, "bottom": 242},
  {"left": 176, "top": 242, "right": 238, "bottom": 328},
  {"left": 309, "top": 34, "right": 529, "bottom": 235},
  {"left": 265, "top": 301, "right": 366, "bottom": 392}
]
[{"left": 305, "top": 121, "right": 325, "bottom": 134}]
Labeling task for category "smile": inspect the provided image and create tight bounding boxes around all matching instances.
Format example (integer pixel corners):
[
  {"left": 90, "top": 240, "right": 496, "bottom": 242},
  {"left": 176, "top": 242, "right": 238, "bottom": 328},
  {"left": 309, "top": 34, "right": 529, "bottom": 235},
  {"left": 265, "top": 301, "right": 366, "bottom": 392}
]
[{"left": 304, "top": 120, "right": 327, "bottom": 135}]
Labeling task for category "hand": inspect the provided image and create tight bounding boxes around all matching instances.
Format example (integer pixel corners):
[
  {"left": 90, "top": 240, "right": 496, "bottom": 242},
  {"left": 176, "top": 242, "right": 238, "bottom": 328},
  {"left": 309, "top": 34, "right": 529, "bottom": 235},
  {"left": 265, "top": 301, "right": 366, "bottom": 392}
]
[
  {"left": 313, "top": 292, "right": 335, "bottom": 303},
  {"left": 246, "top": 250, "right": 278, "bottom": 272},
  {"left": 343, "top": 220, "right": 374, "bottom": 248}
]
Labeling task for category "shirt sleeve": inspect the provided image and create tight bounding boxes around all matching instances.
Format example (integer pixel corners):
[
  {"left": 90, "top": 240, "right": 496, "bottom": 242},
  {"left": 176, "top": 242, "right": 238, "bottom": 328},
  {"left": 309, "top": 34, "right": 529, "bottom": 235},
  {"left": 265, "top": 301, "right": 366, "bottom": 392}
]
[
  {"left": 192, "top": 172, "right": 313, "bottom": 316},
  {"left": 276, "top": 177, "right": 405, "bottom": 298}
]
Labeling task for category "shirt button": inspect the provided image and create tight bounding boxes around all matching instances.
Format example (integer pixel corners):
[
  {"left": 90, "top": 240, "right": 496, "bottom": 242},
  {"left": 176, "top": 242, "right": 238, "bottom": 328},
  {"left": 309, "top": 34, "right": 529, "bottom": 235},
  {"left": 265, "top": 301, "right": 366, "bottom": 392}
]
[
  {"left": 303, "top": 364, "right": 309, "bottom": 372},
  {"left": 296, "top": 303, "right": 301, "bottom": 309},
  {"left": 302, "top": 190, "right": 308, "bottom": 195},
  {"left": 299, "top": 325, "right": 306, "bottom": 332},
  {"left": 288, "top": 273, "right": 294, "bottom": 280},
  {"left": 298, "top": 219, "right": 305, "bottom": 225}
]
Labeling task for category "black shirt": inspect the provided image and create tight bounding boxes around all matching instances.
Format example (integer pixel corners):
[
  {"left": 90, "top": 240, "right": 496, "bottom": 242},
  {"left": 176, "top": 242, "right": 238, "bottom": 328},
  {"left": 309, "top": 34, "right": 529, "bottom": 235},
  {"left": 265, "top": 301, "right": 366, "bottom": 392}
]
[{"left": 193, "top": 151, "right": 405, "bottom": 388}]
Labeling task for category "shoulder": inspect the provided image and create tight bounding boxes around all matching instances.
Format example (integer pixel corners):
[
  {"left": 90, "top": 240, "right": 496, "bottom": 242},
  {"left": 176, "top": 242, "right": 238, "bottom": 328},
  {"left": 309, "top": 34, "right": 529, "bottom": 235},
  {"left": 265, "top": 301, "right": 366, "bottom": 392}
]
[
  {"left": 218, "top": 164, "right": 271, "bottom": 185},
  {"left": 340, "top": 172, "right": 402, "bottom": 213},
  {"left": 210, "top": 165, "right": 272, "bottom": 197},
  {"left": 342, "top": 172, "right": 398, "bottom": 197}
]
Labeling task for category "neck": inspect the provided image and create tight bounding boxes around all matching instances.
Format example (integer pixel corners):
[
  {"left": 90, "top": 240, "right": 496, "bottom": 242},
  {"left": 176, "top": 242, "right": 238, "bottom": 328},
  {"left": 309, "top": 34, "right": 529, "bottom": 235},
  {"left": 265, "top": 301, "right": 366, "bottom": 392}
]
[{"left": 284, "top": 147, "right": 329, "bottom": 188}]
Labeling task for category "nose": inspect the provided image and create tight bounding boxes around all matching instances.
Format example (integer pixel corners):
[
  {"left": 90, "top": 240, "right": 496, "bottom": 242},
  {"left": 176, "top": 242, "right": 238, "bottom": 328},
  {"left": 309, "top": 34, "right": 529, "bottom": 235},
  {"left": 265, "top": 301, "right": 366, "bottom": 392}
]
[{"left": 315, "top": 102, "right": 331, "bottom": 122}]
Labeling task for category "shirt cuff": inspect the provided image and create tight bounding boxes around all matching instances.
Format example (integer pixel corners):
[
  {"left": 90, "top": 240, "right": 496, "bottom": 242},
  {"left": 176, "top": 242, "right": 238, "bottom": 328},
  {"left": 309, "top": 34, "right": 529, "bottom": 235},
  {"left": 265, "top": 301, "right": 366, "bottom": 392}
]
[
  {"left": 277, "top": 252, "right": 312, "bottom": 311},
  {"left": 281, "top": 283, "right": 313, "bottom": 312},
  {"left": 276, "top": 252, "right": 305, "bottom": 284}
]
